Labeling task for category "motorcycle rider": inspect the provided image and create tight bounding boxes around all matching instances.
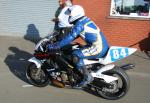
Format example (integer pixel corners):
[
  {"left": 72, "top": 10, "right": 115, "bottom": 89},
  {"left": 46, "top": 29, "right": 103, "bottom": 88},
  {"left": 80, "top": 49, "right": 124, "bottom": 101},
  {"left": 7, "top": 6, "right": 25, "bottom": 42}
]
[{"left": 47, "top": 5, "right": 109, "bottom": 89}]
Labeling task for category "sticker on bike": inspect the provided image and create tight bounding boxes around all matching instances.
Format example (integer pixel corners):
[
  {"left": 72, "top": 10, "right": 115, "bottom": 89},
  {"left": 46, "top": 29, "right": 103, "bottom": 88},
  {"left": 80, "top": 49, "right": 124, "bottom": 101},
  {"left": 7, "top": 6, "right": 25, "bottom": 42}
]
[{"left": 110, "top": 48, "right": 129, "bottom": 62}]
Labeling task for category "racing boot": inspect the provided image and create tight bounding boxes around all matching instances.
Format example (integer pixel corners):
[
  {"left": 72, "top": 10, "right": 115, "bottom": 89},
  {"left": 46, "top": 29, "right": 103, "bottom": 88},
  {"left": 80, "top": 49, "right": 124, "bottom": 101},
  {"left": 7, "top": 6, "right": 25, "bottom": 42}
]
[{"left": 73, "top": 66, "right": 94, "bottom": 89}]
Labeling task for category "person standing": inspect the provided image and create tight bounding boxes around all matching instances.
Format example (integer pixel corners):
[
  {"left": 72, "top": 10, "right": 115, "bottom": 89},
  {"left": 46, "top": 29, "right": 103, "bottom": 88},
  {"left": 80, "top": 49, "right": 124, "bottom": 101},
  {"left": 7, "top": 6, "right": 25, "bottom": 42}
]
[{"left": 52, "top": 0, "right": 73, "bottom": 40}]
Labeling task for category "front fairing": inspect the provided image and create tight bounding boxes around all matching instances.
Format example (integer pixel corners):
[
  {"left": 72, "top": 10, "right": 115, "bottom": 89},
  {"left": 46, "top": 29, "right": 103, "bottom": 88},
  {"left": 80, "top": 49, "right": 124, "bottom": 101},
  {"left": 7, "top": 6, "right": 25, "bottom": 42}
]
[{"left": 28, "top": 57, "right": 42, "bottom": 68}]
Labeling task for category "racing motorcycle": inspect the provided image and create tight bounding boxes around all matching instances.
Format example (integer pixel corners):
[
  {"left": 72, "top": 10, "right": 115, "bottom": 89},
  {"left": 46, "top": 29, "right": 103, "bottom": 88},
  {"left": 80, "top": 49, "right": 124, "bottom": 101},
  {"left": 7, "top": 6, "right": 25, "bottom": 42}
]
[{"left": 26, "top": 32, "right": 137, "bottom": 100}]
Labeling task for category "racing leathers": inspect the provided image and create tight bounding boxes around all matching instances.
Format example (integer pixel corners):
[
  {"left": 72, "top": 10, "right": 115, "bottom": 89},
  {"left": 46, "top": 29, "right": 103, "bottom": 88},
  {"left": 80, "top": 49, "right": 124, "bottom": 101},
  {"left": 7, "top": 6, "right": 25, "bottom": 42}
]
[{"left": 48, "top": 16, "right": 109, "bottom": 88}]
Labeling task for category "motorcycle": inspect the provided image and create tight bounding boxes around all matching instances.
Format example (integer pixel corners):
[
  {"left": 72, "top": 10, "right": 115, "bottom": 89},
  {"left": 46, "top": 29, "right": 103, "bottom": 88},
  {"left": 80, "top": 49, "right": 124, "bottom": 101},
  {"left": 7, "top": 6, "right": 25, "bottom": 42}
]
[{"left": 26, "top": 32, "right": 137, "bottom": 100}]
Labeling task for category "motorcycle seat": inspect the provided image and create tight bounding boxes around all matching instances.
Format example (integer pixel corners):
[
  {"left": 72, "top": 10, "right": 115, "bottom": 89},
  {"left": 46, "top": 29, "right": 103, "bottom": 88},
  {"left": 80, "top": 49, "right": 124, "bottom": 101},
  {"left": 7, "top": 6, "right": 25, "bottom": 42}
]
[{"left": 87, "top": 47, "right": 109, "bottom": 61}]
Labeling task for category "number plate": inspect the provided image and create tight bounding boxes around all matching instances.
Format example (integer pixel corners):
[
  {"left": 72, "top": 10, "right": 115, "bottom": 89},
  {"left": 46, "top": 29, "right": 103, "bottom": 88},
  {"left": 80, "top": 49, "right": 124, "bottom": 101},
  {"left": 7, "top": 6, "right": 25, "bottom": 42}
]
[{"left": 110, "top": 48, "right": 129, "bottom": 62}]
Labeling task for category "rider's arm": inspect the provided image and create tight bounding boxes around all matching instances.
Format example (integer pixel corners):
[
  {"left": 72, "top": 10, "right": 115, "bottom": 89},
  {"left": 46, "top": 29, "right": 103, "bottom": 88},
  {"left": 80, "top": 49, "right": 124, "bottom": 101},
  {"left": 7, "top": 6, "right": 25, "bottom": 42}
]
[{"left": 58, "top": 23, "right": 84, "bottom": 48}]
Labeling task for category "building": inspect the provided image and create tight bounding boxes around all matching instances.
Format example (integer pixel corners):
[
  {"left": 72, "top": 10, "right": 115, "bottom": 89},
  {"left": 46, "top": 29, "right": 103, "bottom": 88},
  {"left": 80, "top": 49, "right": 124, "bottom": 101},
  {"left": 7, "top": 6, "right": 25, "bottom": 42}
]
[
  {"left": 73, "top": 0, "right": 150, "bottom": 51},
  {"left": 0, "top": 0, "right": 150, "bottom": 51}
]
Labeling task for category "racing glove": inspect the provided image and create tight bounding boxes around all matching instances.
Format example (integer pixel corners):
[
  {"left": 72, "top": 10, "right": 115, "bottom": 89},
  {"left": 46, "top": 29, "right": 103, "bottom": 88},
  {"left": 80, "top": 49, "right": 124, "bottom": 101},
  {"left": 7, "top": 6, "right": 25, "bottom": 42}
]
[{"left": 47, "top": 42, "right": 60, "bottom": 52}]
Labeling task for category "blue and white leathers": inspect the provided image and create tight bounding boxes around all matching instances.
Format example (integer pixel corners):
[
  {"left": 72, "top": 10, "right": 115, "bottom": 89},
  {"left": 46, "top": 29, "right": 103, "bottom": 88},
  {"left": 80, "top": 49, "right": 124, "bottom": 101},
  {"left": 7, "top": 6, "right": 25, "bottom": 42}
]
[{"left": 54, "top": 17, "right": 109, "bottom": 68}]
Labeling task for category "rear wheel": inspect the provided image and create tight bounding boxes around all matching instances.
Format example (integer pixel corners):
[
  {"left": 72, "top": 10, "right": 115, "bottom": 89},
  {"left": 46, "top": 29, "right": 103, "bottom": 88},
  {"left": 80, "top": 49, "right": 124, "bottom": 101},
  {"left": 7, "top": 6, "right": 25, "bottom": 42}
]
[
  {"left": 26, "top": 63, "right": 49, "bottom": 87},
  {"left": 95, "top": 68, "right": 130, "bottom": 100}
]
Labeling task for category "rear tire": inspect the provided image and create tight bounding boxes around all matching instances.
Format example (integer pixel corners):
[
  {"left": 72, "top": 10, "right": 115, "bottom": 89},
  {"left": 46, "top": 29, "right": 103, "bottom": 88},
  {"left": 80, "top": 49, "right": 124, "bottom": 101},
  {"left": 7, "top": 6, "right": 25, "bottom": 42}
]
[
  {"left": 95, "top": 67, "right": 130, "bottom": 100},
  {"left": 26, "top": 63, "right": 49, "bottom": 87}
]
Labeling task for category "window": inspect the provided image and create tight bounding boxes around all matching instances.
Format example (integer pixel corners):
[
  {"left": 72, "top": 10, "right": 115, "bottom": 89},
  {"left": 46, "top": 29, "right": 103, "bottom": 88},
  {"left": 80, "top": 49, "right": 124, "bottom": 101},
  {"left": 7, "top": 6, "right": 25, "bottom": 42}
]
[{"left": 110, "top": 0, "right": 150, "bottom": 18}]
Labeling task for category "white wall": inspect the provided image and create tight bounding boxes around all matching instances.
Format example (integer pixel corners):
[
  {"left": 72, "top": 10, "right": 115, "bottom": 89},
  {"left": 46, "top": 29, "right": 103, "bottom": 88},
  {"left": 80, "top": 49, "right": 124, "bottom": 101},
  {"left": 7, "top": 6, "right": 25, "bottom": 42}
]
[{"left": 0, "top": 0, "right": 58, "bottom": 38}]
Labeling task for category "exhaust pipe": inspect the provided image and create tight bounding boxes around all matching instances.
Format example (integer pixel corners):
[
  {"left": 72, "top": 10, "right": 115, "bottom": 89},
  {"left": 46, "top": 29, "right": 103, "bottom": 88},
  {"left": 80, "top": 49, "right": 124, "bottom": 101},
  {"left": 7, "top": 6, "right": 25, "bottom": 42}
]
[{"left": 120, "top": 63, "right": 135, "bottom": 70}]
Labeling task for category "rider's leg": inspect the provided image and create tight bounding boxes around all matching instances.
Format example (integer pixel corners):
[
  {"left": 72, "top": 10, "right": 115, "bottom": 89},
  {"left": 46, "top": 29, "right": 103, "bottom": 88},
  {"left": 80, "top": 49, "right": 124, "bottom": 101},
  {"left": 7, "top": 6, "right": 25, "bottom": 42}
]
[
  {"left": 72, "top": 53, "right": 94, "bottom": 89},
  {"left": 72, "top": 44, "right": 109, "bottom": 89},
  {"left": 77, "top": 65, "right": 94, "bottom": 87}
]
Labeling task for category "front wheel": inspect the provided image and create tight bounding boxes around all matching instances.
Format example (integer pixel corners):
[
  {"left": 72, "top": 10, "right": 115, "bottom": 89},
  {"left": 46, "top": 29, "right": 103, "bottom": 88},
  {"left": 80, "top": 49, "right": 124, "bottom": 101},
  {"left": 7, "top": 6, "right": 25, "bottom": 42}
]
[
  {"left": 95, "top": 67, "right": 130, "bottom": 100},
  {"left": 26, "top": 63, "right": 49, "bottom": 87}
]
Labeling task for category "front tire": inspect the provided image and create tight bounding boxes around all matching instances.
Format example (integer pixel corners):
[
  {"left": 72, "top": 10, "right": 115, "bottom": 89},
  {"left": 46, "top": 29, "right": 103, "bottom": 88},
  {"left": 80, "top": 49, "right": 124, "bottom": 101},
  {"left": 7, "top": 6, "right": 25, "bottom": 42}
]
[
  {"left": 95, "top": 67, "right": 130, "bottom": 100},
  {"left": 26, "top": 63, "right": 49, "bottom": 87}
]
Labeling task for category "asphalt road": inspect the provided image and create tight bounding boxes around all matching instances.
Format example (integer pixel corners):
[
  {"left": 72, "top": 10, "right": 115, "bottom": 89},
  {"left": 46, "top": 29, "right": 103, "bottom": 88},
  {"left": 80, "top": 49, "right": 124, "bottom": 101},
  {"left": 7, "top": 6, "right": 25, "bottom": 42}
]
[{"left": 0, "top": 36, "right": 150, "bottom": 103}]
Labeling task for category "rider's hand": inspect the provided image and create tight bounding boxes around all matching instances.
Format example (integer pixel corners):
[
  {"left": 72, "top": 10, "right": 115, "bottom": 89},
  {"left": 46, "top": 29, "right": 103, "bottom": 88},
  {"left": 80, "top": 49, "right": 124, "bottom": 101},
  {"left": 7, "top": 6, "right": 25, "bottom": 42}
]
[
  {"left": 47, "top": 43, "right": 60, "bottom": 52},
  {"left": 51, "top": 18, "right": 59, "bottom": 22}
]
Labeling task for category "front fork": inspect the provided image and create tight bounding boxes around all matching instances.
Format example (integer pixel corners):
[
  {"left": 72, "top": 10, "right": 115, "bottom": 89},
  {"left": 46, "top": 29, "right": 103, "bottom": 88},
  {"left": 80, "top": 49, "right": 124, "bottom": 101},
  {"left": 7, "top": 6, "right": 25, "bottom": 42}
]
[
  {"left": 28, "top": 57, "right": 42, "bottom": 68},
  {"left": 28, "top": 57, "right": 43, "bottom": 77}
]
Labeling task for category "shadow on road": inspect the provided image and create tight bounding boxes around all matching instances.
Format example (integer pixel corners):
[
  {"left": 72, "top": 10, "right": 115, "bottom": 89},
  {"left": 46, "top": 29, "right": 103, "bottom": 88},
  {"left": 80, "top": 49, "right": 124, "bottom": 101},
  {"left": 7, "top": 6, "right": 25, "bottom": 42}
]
[
  {"left": 83, "top": 87, "right": 102, "bottom": 99},
  {"left": 4, "top": 47, "right": 33, "bottom": 83}
]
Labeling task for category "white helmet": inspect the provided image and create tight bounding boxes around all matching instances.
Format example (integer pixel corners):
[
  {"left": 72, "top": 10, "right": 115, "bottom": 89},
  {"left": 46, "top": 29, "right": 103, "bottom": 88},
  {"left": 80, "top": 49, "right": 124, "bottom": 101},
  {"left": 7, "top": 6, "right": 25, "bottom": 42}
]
[{"left": 68, "top": 5, "right": 85, "bottom": 23}]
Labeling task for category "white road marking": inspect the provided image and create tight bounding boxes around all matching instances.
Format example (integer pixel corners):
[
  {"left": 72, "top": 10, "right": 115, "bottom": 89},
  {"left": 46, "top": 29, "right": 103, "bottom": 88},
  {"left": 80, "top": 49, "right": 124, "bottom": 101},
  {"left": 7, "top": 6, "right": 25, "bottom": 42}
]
[{"left": 22, "top": 84, "right": 33, "bottom": 88}]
